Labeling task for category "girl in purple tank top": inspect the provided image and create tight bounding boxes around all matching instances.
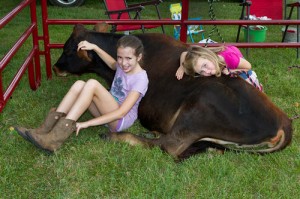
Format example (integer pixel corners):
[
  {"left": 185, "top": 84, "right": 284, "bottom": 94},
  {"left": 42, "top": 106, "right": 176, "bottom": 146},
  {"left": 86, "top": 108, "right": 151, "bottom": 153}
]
[
  {"left": 15, "top": 35, "right": 149, "bottom": 153},
  {"left": 175, "top": 45, "right": 263, "bottom": 91}
]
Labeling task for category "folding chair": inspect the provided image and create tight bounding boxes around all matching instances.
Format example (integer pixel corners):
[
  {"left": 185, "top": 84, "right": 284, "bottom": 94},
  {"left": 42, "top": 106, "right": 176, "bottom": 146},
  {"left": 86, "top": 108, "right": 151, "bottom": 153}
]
[
  {"left": 169, "top": 3, "right": 205, "bottom": 42},
  {"left": 236, "top": 0, "right": 251, "bottom": 42},
  {"left": 103, "top": 0, "right": 165, "bottom": 34}
]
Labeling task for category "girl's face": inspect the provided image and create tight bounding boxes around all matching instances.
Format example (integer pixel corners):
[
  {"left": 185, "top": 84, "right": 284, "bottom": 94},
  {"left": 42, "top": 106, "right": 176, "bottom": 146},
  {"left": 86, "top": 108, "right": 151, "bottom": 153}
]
[
  {"left": 117, "top": 46, "right": 142, "bottom": 74},
  {"left": 193, "top": 57, "right": 217, "bottom": 76}
]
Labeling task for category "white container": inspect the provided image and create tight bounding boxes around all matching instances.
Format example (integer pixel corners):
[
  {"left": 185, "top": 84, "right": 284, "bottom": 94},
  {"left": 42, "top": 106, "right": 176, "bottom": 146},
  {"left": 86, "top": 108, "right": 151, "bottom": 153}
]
[{"left": 282, "top": 27, "right": 300, "bottom": 43}]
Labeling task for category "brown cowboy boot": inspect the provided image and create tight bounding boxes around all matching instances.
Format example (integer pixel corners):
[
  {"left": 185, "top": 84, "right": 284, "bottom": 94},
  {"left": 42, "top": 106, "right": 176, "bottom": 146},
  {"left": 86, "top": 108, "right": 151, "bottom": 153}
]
[
  {"left": 25, "top": 117, "right": 76, "bottom": 153},
  {"left": 14, "top": 108, "right": 66, "bottom": 140}
]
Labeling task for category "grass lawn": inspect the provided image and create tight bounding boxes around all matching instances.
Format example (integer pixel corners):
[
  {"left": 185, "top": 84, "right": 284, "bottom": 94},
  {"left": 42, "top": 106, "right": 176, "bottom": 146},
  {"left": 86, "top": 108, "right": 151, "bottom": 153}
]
[{"left": 1, "top": 0, "right": 300, "bottom": 198}]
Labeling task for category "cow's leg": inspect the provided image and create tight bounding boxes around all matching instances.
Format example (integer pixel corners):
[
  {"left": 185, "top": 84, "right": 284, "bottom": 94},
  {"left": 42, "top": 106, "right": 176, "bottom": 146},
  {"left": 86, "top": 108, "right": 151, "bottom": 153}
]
[
  {"left": 156, "top": 132, "right": 201, "bottom": 159},
  {"left": 101, "top": 130, "right": 199, "bottom": 159},
  {"left": 101, "top": 131, "right": 158, "bottom": 148}
]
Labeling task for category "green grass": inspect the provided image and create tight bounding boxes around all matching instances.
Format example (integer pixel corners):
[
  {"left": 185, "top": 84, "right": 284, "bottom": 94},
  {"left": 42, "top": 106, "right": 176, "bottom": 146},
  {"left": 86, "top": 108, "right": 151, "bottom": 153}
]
[{"left": 1, "top": 0, "right": 300, "bottom": 198}]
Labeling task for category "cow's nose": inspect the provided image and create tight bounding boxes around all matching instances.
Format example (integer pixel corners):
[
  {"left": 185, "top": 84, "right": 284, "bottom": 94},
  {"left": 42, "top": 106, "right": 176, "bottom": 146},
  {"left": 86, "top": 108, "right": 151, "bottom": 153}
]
[{"left": 53, "top": 65, "right": 68, "bottom": 77}]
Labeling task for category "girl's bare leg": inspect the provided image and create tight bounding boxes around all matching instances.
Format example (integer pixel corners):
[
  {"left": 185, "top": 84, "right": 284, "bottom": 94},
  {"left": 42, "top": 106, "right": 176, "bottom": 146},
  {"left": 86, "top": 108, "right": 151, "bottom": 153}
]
[
  {"left": 56, "top": 80, "right": 101, "bottom": 117},
  {"left": 88, "top": 102, "right": 101, "bottom": 117},
  {"left": 56, "top": 80, "right": 86, "bottom": 114},
  {"left": 66, "top": 79, "right": 120, "bottom": 128}
]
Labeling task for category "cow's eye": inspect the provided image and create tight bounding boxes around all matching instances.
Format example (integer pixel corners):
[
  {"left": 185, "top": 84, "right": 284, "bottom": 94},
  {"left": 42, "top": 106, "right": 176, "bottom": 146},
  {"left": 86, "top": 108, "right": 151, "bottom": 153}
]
[
  {"left": 64, "top": 49, "right": 73, "bottom": 56},
  {"left": 63, "top": 46, "right": 77, "bottom": 56},
  {"left": 63, "top": 40, "right": 77, "bottom": 56}
]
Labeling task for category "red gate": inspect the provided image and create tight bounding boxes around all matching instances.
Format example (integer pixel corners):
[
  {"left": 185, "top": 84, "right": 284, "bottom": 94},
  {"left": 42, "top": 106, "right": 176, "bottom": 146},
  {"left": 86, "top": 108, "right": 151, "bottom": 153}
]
[{"left": 0, "top": 0, "right": 41, "bottom": 112}]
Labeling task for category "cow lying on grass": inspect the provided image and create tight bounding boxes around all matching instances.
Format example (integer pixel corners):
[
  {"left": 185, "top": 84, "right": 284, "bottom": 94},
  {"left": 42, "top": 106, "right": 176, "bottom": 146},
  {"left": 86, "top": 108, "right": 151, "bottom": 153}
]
[{"left": 53, "top": 24, "right": 292, "bottom": 160}]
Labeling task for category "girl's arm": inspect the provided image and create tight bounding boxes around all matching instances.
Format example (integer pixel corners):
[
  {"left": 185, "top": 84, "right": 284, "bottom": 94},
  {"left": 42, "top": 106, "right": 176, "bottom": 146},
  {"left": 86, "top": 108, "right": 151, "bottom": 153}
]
[
  {"left": 175, "top": 51, "right": 187, "bottom": 80},
  {"left": 236, "top": 57, "right": 252, "bottom": 71},
  {"left": 226, "top": 58, "right": 252, "bottom": 74},
  {"left": 77, "top": 40, "right": 117, "bottom": 70},
  {"left": 76, "top": 91, "right": 141, "bottom": 135}
]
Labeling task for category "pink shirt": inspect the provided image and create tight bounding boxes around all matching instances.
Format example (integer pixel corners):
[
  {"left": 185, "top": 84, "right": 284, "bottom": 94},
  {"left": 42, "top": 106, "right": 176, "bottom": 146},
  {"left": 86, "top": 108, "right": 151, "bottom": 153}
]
[
  {"left": 218, "top": 46, "right": 243, "bottom": 69},
  {"left": 219, "top": 46, "right": 263, "bottom": 92}
]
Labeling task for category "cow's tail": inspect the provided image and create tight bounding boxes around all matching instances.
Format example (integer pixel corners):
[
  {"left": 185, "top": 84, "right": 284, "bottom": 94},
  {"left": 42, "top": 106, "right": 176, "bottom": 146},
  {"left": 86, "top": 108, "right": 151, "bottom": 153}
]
[
  {"left": 254, "top": 129, "right": 288, "bottom": 153},
  {"left": 256, "top": 117, "right": 293, "bottom": 153},
  {"left": 200, "top": 119, "right": 293, "bottom": 154},
  {"left": 200, "top": 129, "right": 288, "bottom": 154},
  {"left": 237, "top": 116, "right": 293, "bottom": 154}
]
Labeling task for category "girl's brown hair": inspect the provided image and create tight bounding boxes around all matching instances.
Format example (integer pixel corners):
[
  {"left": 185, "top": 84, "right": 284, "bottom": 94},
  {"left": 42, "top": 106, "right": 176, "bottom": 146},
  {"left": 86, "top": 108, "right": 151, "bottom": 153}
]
[
  {"left": 183, "top": 45, "right": 226, "bottom": 77},
  {"left": 117, "top": 35, "right": 144, "bottom": 65}
]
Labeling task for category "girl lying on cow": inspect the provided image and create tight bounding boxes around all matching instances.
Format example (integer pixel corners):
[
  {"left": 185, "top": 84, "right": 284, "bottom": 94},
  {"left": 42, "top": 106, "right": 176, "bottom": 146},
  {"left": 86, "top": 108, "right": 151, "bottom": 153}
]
[
  {"left": 15, "top": 35, "right": 149, "bottom": 153},
  {"left": 175, "top": 45, "right": 263, "bottom": 91}
]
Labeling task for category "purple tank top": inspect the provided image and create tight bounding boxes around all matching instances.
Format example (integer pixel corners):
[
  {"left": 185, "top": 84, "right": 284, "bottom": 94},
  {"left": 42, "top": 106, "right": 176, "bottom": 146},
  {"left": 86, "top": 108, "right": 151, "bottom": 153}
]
[{"left": 110, "top": 64, "right": 149, "bottom": 130}]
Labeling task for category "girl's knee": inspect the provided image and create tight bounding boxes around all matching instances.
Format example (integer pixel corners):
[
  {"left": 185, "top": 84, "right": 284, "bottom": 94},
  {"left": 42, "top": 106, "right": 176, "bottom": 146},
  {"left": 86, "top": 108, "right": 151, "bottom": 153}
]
[
  {"left": 86, "top": 79, "right": 99, "bottom": 85},
  {"left": 74, "top": 80, "right": 85, "bottom": 86},
  {"left": 85, "top": 79, "right": 101, "bottom": 89},
  {"left": 71, "top": 80, "right": 85, "bottom": 93}
]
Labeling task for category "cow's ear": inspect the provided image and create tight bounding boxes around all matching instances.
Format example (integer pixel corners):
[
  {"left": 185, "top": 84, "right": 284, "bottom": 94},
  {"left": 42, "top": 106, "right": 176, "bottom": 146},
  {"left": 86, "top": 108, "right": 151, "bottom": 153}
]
[
  {"left": 94, "top": 22, "right": 109, "bottom": 33},
  {"left": 77, "top": 50, "right": 92, "bottom": 62},
  {"left": 73, "top": 24, "right": 87, "bottom": 38}
]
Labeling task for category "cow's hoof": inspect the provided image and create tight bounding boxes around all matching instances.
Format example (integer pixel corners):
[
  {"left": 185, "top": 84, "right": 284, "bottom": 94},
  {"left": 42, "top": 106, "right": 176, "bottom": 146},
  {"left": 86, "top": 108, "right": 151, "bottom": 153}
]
[
  {"left": 138, "top": 132, "right": 156, "bottom": 139},
  {"left": 99, "top": 133, "right": 109, "bottom": 140}
]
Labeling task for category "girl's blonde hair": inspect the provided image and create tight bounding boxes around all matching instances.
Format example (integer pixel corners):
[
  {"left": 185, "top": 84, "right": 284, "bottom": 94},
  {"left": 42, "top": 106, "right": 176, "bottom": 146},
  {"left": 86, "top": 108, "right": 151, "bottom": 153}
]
[{"left": 183, "top": 45, "right": 226, "bottom": 77}]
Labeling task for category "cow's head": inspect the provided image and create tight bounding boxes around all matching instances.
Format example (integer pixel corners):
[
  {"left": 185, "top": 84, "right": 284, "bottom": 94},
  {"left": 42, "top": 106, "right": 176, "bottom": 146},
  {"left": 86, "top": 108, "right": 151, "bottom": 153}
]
[
  {"left": 52, "top": 23, "right": 116, "bottom": 83},
  {"left": 53, "top": 24, "right": 90, "bottom": 76}
]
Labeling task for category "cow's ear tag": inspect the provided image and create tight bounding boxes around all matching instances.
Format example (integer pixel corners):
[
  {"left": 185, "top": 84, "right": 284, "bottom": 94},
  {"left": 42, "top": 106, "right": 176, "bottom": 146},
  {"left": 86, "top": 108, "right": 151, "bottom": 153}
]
[
  {"left": 94, "top": 22, "right": 109, "bottom": 33},
  {"left": 77, "top": 50, "right": 92, "bottom": 62}
]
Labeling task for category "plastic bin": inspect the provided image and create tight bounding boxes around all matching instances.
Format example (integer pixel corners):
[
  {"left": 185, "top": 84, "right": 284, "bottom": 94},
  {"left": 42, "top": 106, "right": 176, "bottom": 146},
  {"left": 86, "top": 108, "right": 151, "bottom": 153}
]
[
  {"left": 243, "top": 25, "right": 267, "bottom": 42},
  {"left": 282, "top": 27, "right": 300, "bottom": 43}
]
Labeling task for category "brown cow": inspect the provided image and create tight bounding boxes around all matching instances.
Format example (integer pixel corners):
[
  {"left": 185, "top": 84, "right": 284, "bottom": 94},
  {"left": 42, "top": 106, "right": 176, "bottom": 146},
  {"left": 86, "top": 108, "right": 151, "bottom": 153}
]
[{"left": 53, "top": 24, "right": 292, "bottom": 160}]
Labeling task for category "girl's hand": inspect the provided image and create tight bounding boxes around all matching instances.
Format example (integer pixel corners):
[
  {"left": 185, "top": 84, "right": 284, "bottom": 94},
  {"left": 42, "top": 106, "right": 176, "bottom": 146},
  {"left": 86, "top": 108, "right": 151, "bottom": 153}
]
[
  {"left": 76, "top": 122, "right": 89, "bottom": 136},
  {"left": 222, "top": 68, "right": 230, "bottom": 75},
  {"left": 77, "top": 40, "right": 96, "bottom": 51},
  {"left": 176, "top": 65, "right": 185, "bottom": 80}
]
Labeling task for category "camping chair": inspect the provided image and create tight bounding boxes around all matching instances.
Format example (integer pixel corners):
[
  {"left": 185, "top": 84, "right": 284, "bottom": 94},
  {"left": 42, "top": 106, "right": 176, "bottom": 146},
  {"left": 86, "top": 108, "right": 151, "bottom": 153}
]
[
  {"left": 103, "top": 0, "right": 165, "bottom": 34},
  {"left": 169, "top": 3, "right": 205, "bottom": 42}
]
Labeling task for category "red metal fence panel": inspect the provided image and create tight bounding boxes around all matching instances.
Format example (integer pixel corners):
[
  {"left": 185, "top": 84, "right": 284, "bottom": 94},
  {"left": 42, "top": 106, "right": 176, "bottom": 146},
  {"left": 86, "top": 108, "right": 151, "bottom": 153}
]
[{"left": 0, "top": 0, "right": 41, "bottom": 112}]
